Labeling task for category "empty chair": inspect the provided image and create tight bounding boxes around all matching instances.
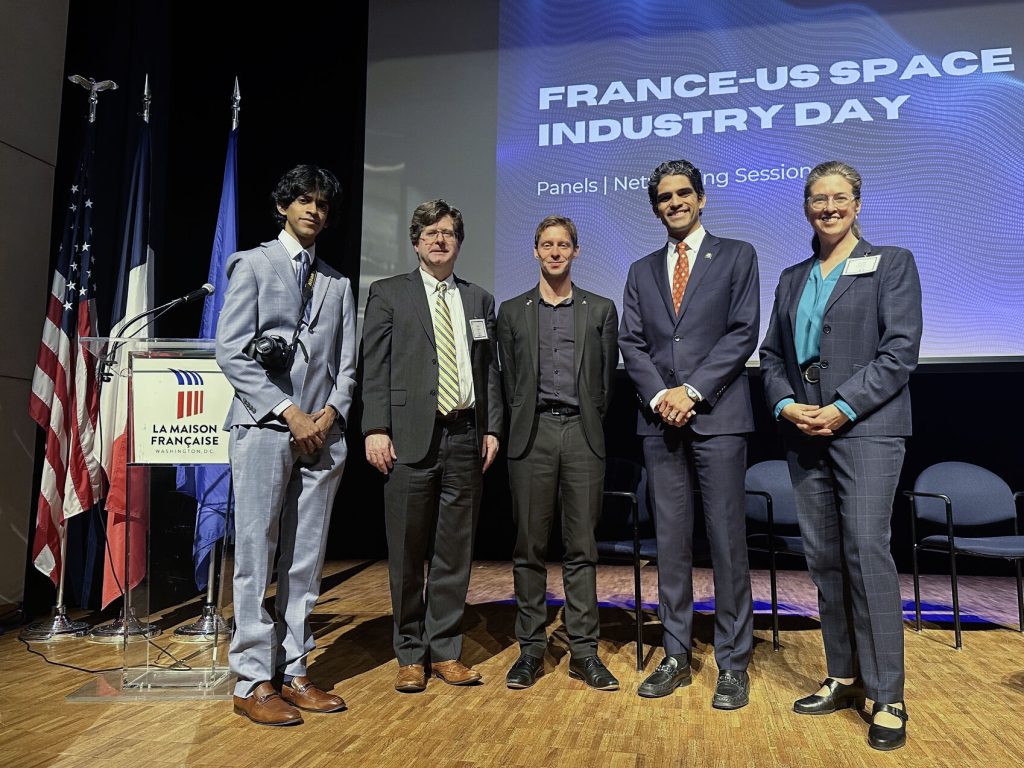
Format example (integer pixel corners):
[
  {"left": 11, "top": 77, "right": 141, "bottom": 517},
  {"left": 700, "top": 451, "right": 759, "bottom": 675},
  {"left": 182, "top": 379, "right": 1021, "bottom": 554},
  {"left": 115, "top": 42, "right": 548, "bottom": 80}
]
[
  {"left": 744, "top": 460, "right": 805, "bottom": 650},
  {"left": 595, "top": 457, "right": 655, "bottom": 670},
  {"left": 904, "top": 461, "right": 1024, "bottom": 649}
]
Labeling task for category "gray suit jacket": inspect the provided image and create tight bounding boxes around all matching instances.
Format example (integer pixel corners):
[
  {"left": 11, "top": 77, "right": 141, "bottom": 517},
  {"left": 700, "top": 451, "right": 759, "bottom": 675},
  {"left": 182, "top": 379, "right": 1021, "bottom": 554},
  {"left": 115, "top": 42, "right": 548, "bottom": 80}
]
[
  {"left": 497, "top": 284, "right": 618, "bottom": 460},
  {"left": 361, "top": 269, "right": 503, "bottom": 464},
  {"left": 215, "top": 239, "right": 357, "bottom": 428},
  {"left": 759, "top": 238, "right": 922, "bottom": 437},
  {"left": 618, "top": 232, "right": 760, "bottom": 436}
]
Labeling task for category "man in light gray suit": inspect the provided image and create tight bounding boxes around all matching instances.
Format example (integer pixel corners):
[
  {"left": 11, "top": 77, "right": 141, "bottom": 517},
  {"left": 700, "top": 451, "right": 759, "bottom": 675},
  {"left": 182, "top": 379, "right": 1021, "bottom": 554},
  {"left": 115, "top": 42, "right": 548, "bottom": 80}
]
[
  {"left": 362, "top": 199, "right": 502, "bottom": 693},
  {"left": 216, "top": 165, "right": 356, "bottom": 726}
]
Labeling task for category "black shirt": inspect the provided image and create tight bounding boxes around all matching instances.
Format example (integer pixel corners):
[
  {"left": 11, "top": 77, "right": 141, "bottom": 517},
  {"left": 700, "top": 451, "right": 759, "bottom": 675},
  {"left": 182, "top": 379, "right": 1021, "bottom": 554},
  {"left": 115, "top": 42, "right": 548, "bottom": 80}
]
[{"left": 537, "top": 296, "right": 578, "bottom": 408}]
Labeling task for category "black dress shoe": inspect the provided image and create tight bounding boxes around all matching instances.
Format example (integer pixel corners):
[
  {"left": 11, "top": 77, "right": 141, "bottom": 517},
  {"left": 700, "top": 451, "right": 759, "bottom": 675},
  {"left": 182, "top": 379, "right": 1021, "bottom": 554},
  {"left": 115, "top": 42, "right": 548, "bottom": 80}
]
[
  {"left": 793, "top": 677, "right": 866, "bottom": 715},
  {"left": 506, "top": 654, "right": 543, "bottom": 689},
  {"left": 568, "top": 655, "right": 619, "bottom": 691},
  {"left": 712, "top": 669, "right": 749, "bottom": 710},
  {"left": 638, "top": 655, "right": 692, "bottom": 698},
  {"left": 868, "top": 702, "right": 908, "bottom": 751}
]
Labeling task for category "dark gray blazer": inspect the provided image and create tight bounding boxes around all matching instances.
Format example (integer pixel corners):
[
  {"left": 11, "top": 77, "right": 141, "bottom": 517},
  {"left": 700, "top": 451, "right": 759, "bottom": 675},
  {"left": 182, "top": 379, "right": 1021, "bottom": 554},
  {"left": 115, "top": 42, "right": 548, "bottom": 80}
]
[
  {"left": 361, "top": 269, "right": 503, "bottom": 464},
  {"left": 497, "top": 284, "right": 618, "bottom": 460},
  {"left": 618, "top": 232, "right": 760, "bottom": 436},
  {"left": 759, "top": 238, "right": 922, "bottom": 437}
]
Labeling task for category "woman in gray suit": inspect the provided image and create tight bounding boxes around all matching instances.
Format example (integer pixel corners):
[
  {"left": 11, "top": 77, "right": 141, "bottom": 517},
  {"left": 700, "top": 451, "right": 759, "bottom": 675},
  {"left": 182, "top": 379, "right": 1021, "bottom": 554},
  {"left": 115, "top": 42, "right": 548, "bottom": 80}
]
[{"left": 759, "top": 161, "right": 922, "bottom": 751}]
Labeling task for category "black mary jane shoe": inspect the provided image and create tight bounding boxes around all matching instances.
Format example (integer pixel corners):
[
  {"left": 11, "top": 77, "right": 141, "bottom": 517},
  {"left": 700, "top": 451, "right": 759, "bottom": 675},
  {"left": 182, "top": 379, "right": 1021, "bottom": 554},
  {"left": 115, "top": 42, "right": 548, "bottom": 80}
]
[
  {"left": 793, "top": 677, "right": 866, "bottom": 715},
  {"left": 868, "top": 702, "right": 908, "bottom": 751}
]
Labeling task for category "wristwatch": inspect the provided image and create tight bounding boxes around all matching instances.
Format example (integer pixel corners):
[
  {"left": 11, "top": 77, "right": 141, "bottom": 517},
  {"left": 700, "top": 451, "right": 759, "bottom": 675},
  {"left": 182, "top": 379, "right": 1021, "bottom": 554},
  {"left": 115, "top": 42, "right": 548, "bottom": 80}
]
[{"left": 682, "top": 383, "right": 701, "bottom": 402}]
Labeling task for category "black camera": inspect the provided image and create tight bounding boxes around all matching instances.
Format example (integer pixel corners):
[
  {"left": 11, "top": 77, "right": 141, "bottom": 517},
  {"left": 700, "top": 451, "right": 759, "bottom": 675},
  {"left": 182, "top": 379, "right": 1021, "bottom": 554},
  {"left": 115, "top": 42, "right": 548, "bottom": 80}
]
[{"left": 245, "top": 334, "right": 293, "bottom": 371}]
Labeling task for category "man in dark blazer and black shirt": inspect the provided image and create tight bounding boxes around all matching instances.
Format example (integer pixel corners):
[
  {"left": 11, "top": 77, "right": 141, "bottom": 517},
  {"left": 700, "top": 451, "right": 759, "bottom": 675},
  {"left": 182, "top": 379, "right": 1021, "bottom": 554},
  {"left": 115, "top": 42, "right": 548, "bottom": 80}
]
[
  {"left": 497, "top": 216, "right": 619, "bottom": 691},
  {"left": 362, "top": 199, "right": 503, "bottom": 693},
  {"left": 619, "top": 159, "right": 760, "bottom": 709}
]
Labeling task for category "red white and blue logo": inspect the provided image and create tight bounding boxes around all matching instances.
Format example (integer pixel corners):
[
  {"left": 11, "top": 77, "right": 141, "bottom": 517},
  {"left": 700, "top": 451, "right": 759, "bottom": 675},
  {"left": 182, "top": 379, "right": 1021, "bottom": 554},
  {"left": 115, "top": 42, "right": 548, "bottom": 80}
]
[{"left": 170, "top": 369, "right": 205, "bottom": 419}]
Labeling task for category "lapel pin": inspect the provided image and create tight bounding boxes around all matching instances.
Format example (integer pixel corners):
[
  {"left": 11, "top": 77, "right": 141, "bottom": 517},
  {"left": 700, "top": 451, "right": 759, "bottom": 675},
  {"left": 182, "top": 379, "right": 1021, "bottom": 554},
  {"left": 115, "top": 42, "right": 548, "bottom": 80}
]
[
  {"left": 704, "top": 252, "right": 713, "bottom": 260},
  {"left": 582, "top": 299, "right": 587, "bottom": 305},
  {"left": 526, "top": 298, "right": 532, "bottom": 306}
]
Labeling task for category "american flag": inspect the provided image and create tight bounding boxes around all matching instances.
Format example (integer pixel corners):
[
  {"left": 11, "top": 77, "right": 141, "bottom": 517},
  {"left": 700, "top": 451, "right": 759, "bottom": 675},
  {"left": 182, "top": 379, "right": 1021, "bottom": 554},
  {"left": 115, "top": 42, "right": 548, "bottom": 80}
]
[{"left": 28, "top": 121, "right": 105, "bottom": 584}]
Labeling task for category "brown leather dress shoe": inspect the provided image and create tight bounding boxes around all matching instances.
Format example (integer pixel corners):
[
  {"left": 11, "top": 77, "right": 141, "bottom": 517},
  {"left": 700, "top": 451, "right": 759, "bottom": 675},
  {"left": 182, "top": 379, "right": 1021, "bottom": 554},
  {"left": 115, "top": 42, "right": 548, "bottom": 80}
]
[
  {"left": 233, "top": 682, "right": 303, "bottom": 726},
  {"left": 281, "top": 676, "right": 347, "bottom": 713},
  {"left": 395, "top": 664, "right": 427, "bottom": 693},
  {"left": 432, "top": 659, "right": 482, "bottom": 685}
]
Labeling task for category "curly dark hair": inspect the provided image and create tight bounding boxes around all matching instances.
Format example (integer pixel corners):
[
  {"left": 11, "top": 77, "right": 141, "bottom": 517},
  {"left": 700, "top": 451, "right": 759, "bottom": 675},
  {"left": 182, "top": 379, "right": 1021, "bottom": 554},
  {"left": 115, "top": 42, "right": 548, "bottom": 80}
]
[{"left": 271, "top": 164, "right": 342, "bottom": 228}]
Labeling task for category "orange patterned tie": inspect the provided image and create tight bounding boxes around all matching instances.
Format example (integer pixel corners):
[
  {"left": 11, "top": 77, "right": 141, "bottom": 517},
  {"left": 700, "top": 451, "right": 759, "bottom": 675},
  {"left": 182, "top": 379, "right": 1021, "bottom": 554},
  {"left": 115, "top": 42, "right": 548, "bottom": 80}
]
[{"left": 672, "top": 241, "right": 690, "bottom": 314}]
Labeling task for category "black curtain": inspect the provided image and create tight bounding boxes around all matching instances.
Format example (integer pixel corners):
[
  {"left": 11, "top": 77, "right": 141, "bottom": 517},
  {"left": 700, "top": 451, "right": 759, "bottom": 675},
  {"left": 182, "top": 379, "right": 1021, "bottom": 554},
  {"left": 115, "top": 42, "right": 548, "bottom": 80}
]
[{"left": 25, "top": 0, "right": 369, "bottom": 615}]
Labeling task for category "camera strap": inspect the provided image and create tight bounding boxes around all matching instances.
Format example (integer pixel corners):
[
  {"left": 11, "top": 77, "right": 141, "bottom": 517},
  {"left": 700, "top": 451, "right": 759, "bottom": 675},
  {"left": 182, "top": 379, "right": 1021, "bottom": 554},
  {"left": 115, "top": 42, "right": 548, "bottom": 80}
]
[
  {"left": 300, "top": 266, "right": 318, "bottom": 314},
  {"left": 288, "top": 266, "right": 319, "bottom": 353}
]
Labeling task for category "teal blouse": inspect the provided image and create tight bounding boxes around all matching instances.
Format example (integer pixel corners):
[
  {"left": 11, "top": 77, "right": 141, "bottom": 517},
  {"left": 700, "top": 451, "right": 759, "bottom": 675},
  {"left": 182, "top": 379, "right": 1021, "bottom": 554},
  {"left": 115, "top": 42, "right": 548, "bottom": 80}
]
[{"left": 773, "top": 259, "right": 857, "bottom": 422}]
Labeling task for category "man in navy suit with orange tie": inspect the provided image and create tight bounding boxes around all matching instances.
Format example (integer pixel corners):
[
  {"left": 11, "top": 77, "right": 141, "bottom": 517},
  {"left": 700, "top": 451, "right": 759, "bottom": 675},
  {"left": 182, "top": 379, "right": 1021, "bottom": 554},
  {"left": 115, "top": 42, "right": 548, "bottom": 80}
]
[{"left": 619, "top": 159, "right": 759, "bottom": 709}]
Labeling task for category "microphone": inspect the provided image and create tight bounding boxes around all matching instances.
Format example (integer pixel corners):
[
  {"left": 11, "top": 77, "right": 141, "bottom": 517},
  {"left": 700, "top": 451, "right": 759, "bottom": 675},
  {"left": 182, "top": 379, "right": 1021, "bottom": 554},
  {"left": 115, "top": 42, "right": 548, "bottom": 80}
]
[
  {"left": 118, "top": 283, "right": 216, "bottom": 338},
  {"left": 178, "top": 283, "right": 215, "bottom": 305},
  {"left": 99, "top": 283, "right": 217, "bottom": 381}
]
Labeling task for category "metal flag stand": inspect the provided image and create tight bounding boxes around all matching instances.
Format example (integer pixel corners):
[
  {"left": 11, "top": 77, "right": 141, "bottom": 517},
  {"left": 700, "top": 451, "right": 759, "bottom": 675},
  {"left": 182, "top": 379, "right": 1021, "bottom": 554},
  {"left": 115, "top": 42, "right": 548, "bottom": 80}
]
[
  {"left": 20, "top": 73, "right": 118, "bottom": 644},
  {"left": 20, "top": 527, "right": 89, "bottom": 641},
  {"left": 174, "top": 539, "right": 233, "bottom": 641},
  {"left": 174, "top": 77, "right": 239, "bottom": 643}
]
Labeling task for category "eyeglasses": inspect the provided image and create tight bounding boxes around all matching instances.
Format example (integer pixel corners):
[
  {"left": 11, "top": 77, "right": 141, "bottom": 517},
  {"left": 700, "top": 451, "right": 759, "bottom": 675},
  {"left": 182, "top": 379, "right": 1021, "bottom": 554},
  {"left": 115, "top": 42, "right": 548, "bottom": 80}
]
[
  {"left": 420, "top": 228, "right": 457, "bottom": 243},
  {"left": 806, "top": 194, "right": 858, "bottom": 210}
]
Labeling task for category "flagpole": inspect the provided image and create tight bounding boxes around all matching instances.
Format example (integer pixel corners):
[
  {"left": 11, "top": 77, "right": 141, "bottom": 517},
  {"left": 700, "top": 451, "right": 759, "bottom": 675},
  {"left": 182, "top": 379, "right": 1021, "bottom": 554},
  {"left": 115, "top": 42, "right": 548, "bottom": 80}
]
[
  {"left": 89, "top": 75, "right": 158, "bottom": 642},
  {"left": 175, "top": 78, "right": 239, "bottom": 642},
  {"left": 21, "top": 74, "right": 117, "bottom": 642},
  {"left": 142, "top": 74, "right": 151, "bottom": 124}
]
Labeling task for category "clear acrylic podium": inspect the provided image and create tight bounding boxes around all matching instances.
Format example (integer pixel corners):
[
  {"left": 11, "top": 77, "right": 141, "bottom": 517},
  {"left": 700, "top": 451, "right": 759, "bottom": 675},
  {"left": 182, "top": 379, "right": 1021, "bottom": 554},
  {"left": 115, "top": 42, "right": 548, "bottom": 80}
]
[{"left": 70, "top": 337, "right": 236, "bottom": 701}]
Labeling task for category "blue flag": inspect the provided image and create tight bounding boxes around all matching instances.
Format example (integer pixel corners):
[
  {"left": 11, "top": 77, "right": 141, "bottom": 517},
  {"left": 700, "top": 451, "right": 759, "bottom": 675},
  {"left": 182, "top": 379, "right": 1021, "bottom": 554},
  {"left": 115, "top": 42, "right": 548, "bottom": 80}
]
[{"left": 177, "top": 127, "right": 237, "bottom": 590}]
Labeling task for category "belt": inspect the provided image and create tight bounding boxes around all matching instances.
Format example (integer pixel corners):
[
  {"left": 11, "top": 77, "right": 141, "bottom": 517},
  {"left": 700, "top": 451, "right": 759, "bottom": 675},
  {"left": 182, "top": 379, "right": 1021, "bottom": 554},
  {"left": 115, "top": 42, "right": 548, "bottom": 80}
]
[
  {"left": 802, "top": 363, "right": 822, "bottom": 384},
  {"left": 436, "top": 408, "right": 474, "bottom": 423},
  {"left": 538, "top": 404, "right": 580, "bottom": 417}
]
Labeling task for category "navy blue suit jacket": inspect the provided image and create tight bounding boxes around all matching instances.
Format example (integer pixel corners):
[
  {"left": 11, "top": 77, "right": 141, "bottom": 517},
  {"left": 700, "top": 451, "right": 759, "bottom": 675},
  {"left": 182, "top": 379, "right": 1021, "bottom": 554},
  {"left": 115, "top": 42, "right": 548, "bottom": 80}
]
[
  {"left": 759, "top": 238, "right": 922, "bottom": 437},
  {"left": 619, "top": 232, "right": 760, "bottom": 436}
]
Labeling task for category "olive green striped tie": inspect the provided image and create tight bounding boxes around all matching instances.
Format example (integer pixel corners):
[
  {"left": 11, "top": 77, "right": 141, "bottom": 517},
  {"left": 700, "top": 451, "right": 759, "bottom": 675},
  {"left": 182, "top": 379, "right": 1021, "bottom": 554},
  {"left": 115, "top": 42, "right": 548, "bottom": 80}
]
[{"left": 434, "top": 282, "right": 460, "bottom": 415}]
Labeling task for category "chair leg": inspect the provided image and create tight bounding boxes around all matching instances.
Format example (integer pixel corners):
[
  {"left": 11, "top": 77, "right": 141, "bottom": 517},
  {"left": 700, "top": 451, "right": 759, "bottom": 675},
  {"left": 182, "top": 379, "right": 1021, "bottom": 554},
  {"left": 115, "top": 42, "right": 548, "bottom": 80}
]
[
  {"left": 949, "top": 551, "right": 962, "bottom": 650},
  {"left": 1016, "top": 560, "right": 1023, "bottom": 633},
  {"left": 634, "top": 559, "right": 643, "bottom": 671},
  {"left": 912, "top": 544, "right": 922, "bottom": 633},
  {"left": 769, "top": 550, "right": 780, "bottom": 651}
]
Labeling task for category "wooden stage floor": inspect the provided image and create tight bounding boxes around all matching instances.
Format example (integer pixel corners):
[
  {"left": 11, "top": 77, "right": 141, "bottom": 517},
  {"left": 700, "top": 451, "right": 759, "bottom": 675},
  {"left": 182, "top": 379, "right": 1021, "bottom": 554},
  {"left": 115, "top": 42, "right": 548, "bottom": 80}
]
[{"left": 2, "top": 561, "right": 1023, "bottom": 767}]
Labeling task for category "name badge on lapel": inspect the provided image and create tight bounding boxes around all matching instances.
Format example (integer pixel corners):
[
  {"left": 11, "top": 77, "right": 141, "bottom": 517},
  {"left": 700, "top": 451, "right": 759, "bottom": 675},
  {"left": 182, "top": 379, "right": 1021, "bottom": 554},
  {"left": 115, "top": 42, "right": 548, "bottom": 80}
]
[
  {"left": 842, "top": 255, "right": 880, "bottom": 275},
  {"left": 469, "top": 318, "right": 488, "bottom": 340}
]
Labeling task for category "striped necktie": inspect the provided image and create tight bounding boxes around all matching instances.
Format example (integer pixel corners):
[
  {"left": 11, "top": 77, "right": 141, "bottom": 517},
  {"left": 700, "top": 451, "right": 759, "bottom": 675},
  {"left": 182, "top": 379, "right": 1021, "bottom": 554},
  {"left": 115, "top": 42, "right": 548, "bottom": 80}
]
[
  {"left": 672, "top": 241, "right": 689, "bottom": 314},
  {"left": 434, "top": 282, "right": 460, "bottom": 415}
]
